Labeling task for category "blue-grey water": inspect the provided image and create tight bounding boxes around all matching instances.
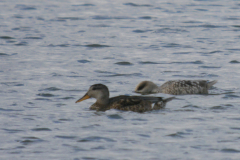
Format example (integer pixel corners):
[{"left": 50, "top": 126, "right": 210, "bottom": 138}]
[{"left": 1, "top": 0, "right": 240, "bottom": 159}]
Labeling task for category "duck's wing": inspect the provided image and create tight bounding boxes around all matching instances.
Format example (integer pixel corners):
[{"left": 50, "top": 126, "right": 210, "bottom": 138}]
[
  {"left": 184, "top": 80, "right": 217, "bottom": 91},
  {"left": 109, "top": 95, "right": 164, "bottom": 104},
  {"left": 108, "top": 95, "right": 164, "bottom": 112},
  {"left": 160, "top": 80, "right": 216, "bottom": 95}
]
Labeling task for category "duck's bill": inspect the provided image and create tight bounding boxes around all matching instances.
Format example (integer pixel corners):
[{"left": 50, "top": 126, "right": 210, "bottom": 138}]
[{"left": 75, "top": 94, "right": 90, "bottom": 103}]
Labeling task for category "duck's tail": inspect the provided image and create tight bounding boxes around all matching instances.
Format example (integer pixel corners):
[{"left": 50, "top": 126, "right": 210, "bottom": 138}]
[
  {"left": 207, "top": 80, "right": 218, "bottom": 89},
  {"left": 153, "top": 97, "right": 175, "bottom": 110}
]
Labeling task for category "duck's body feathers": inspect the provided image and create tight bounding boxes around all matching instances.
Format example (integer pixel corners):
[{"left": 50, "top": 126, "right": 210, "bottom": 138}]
[
  {"left": 135, "top": 80, "right": 217, "bottom": 95},
  {"left": 90, "top": 95, "right": 168, "bottom": 112}
]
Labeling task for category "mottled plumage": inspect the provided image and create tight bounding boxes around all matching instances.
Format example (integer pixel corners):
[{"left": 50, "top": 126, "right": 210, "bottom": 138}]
[
  {"left": 76, "top": 84, "right": 174, "bottom": 112},
  {"left": 135, "top": 80, "right": 217, "bottom": 95}
]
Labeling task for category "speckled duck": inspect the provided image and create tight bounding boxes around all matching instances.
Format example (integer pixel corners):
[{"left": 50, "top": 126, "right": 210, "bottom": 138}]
[
  {"left": 135, "top": 80, "right": 217, "bottom": 95},
  {"left": 76, "top": 84, "right": 174, "bottom": 112}
]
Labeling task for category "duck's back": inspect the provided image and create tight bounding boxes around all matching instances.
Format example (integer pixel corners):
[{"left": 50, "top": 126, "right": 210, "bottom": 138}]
[
  {"left": 159, "top": 80, "right": 215, "bottom": 95},
  {"left": 108, "top": 95, "right": 154, "bottom": 112}
]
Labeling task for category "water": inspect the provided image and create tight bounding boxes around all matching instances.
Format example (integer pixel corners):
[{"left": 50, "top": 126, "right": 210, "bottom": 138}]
[{"left": 1, "top": 0, "right": 240, "bottom": 159}]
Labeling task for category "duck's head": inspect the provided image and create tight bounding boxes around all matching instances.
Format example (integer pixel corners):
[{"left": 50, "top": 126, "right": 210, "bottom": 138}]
[
  {"left": 134, "top": 81, "right": 159, "bottom": 94},
  {"left": 75, "top": 84, "right": 109, "bottom": 103}
]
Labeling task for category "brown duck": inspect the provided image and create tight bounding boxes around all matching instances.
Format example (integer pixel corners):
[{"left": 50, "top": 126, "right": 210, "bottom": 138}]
[
  {"left": 75, "top": 84, "right": 174, "bottom": 112},
  {"left": 135, "top": 80, "right": 217, "bottom": 95}
]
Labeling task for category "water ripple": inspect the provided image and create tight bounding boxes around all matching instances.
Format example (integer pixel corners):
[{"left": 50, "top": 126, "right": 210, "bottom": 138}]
[
  {"left": 92, "top": 15, "right": 132, "bottom": 20},
  {"left": 172, "top": 52, "right": 191, "bottom": 54},
  {"left": 172, "top": 75, "right": 204, "bottom": 78},
  {"left": 0, "top": 36, "right": 15, "bottom": 39},
  {"left": 155, "top": 28, "right": 188, "bottom": 33},
  {"left": 185, "top": 24, "right": 226, "bottom": 28},
  {"left": 107, "top": 114, "right": 123, "bottom": 119},
  {"left": 221, "top": 148, "right": 240, "bottom": 153},
  {"left": 77, "top": 60, "right": 91, "bottom": 63},
  {"left": 31, "top": 128, "right": 51, "bottom": 131},
  {"left": 95, "top": 70, "right": 115, "bottom": 74},
  {"left": 115, "top": 62, "right": 133, "bottom": 66},
  {"left": 199, "top": 24, "right": 227, "bottom": 28},
  {"left": 199, "top": 66, "right": 221, "bottom": 69},
  {"left": 56, "top": 17, "right": 85, "bottom": 21},
  {"left": 0, "top": 53, "right": 9, "bottom": 56},
  {"left": 51, "top": 73, "right": 62, "bottom": 76},
  {"left": 167, "top": 132, "right": 191, "bottom": 138},
  {"left": 132, "top": 29, "right": 152, "bottom": 33},
  {"left": 34, "top": 98, "right": 51, "bottom": 101},
  {"left": 100, "top": 73, "right": 142, "bottom": 77},
  {"left": 20, "top": 137, "right": 44, "bottom": 145},
  {"left": 138, "top": 61, "right": 160, "bottom": 64},
  {"left": 3, "top": 129, "right": 24, "bottom": 133},
  {"left": 182, "top": 105, "right": 201, "bottom": 109},
  {"left": 0, "top": 108, "right": 24, "bottom": 112},
  {"left": 82, "top": 124, "right": 100, "bottom": 129},
  {"left": 163, "top": 43, "right": 181, "bottom": 48},
  {"left": 13, "top": 14, "right": 23, "bottom": 19},
  {"left": 226, "top": 48, "right": 240, "bottom": 51},
  {"left": 222, "top": 94, "right": 240, "bottom": 99},
  {"left": 138, "top": 134, "right": 150, "bottom": 138},
  {"left": 195, "top": 8, "right": 208, "bottom": 11},
  {"left": 182, "top": 20, "right": 202, "bottom": 24},
  {"left": 88, "top": 24, "right": 110, "bottom": 27},
  {"left": 78, "top": 136, "right": 116, "bottom": 142},
  {"left": 55, "top": 135, "right": 77, "bottom": 139},
  {"left": 58, "top": 118, "right": 73, "bottom": 122},
  {"left": 91, "top": 146, "right": 106, "bottom": 150},
  {"left": 172, "top": 60, "right": 204, "bottom": 64},
  {"left": 15, "top": 4, "right": 37, "bottom": 10},
  {"left": 232, "top": 25, "right": 240, "bottom": 28},
  {"left": 47, "top": 44, "right": 70, "bottom": 47},
  {"left": 210, "top": 104, "right": 233, "bottom": 110},
  {"left": 229, "top": 60, "right": 240, "bottom": 64},
  {"left": 23, "top": 37, "right": 42, "bottom": 39},
  {"left": 1, "top": 82, "right": 24, "bottom": 86},
  {"left": 230, "top": 127, "right": 240, "bottom": 130},
  {"left": 37, "top": 93, "right": 55, "bottom": 97},
  {"left": 39, "top": 87, "right": 62, "bottom": 91},
  {"left": 14, "top": 42, "right": 28, "bottom": 46},
  {"left": 73, "top": 4, "right": 95, "bottom": 7},
  {"left": 84, "top": 44, "right": 111, "bottom": 48},
  {"left": 139, "top": 16, "right": 152, "bottom": 19},
  {"left": 123, "top": 3, "right": 153, "bottom": 7}
]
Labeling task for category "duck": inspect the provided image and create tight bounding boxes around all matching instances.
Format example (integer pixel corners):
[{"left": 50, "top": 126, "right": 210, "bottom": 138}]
[
  {"left": 75, "top": 84, "right": 174, "bottom": 112},
  {"left": 135, "top": 80, "right": 217, "bottom": 95}
]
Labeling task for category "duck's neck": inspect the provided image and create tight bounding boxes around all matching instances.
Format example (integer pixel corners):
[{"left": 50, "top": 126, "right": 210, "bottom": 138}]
[
  {"left": 151, "top": 84, "right": 161, "bottom": 93},
  {"left": 91, "top": 96, "right": 109, "bottom": 111},
  {"left": 96, "top": 98, "right": 109, "bottom": 106}
]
